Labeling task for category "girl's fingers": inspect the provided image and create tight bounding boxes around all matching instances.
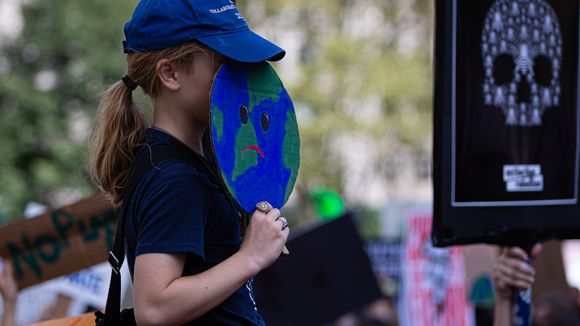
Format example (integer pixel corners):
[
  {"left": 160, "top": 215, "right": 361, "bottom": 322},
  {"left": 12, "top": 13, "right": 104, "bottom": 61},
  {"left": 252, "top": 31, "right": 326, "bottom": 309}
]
[
  {"left": 255, "top": 201, "right": 272, "bottom": 214},
  {"left": 276, "top": 217, "right": 288, "bottom": 231},
  {"left": 266, "top": 208, "right": 281, "bottom": 221}
]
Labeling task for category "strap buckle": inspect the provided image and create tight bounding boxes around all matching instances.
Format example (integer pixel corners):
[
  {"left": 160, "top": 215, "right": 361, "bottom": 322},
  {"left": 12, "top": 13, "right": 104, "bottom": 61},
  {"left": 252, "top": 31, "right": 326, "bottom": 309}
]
[{"left": 108, "top": 251, "right": 121, "bottom": 274}]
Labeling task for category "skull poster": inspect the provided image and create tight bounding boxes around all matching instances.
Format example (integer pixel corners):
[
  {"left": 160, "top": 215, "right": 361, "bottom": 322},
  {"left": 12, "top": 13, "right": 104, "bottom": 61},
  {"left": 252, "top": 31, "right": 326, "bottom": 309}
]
[
  {"left": 433, "top": 0, "right": 580, "bottom": 246},
  {"left": 482, "top": 1, "right": 563, "bottom": 127}
]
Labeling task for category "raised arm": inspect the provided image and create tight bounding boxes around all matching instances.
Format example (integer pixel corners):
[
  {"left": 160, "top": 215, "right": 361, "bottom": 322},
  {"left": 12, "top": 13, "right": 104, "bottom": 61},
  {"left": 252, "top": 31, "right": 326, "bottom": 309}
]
[
  {"left": 0, "top": 262, "right": 18, "bottom": 326},
  {"left": 493, "top": 244, "right": 542, "bottom": 326}
]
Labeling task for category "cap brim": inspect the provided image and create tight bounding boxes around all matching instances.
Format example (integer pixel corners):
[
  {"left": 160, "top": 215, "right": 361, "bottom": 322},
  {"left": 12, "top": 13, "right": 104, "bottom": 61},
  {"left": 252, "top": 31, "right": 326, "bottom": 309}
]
[{"left": 197, "top": 29, "right": 285, "bottom": 63}]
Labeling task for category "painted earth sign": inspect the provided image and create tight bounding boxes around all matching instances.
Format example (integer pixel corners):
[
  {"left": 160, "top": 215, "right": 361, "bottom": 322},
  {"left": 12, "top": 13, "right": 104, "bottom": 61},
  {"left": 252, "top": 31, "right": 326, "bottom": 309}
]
[{"left": 209, "top": 61, "right": 300, "bottom": 213}]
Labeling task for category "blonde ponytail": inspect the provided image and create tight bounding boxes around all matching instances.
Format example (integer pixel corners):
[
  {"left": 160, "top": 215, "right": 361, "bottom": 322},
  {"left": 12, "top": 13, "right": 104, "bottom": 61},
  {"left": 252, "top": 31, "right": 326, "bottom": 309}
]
[{"left": 90, "top": 81, "right": 147, "bottom": 205}]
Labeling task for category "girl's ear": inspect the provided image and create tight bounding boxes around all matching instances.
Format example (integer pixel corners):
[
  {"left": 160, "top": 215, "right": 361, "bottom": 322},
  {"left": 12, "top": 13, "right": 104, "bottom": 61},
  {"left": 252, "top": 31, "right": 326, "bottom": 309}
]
[{"left": 156, "top": 59, "right": 181, "bottom": 91}]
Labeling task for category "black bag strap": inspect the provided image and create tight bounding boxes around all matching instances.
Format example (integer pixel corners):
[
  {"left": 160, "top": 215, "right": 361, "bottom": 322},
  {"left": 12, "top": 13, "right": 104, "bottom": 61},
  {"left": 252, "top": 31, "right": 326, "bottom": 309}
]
[{"left": 103, "top": 140, "right": 226, "bottom": 325}]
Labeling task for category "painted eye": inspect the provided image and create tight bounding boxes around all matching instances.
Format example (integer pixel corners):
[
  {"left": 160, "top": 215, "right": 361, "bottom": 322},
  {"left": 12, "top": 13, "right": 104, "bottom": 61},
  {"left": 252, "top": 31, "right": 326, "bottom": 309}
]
[
  {"left": 240, "top": 105, "right": 249, "bottom": 124},
  {"left": 261, "top": 112, "right": 270, "bottom": 131}
]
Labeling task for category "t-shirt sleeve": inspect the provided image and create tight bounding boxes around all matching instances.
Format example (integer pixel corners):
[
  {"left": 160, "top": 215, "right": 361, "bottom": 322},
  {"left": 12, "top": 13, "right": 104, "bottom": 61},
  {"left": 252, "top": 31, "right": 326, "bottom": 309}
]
[{"left": 135, "top": 162, "right": 209, "bottom": 265}]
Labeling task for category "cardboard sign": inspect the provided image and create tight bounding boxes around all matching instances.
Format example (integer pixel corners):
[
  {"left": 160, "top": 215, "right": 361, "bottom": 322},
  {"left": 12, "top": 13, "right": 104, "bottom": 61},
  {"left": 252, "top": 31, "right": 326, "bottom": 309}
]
[
  {"left": 210, "top": 61, "right": 300, "bottom": 213},
  {"left": 433, "top": 0, "right": 580, "bottom": 246},
  {"left": 0, "top": 194, "right": 117, "bottom": 288}
]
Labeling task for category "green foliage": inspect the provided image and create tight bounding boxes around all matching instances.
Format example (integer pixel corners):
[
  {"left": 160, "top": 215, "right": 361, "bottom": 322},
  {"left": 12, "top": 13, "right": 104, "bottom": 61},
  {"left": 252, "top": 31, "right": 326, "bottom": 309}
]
[{"left": 0, "top": 0, "right": 139, "bottom": 218}]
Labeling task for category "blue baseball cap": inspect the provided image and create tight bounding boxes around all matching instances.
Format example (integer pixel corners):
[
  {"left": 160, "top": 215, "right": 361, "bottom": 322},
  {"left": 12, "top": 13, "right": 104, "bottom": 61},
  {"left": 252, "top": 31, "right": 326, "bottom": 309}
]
[{"left": 123, "top": 0, "right": 285, "bottom": 63}]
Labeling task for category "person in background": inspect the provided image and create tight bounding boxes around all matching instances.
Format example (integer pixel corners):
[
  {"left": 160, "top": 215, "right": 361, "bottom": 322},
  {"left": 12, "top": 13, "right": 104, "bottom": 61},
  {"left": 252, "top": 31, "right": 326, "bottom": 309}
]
[
  {"left": 0, "top": 261, "right": 18, "bottom": 326},
  {"left": 493, "top": 243, "right": 580, "bottom": 326},
  {"left": 492, "top": 245, "right": 541, "bottom": 326}
]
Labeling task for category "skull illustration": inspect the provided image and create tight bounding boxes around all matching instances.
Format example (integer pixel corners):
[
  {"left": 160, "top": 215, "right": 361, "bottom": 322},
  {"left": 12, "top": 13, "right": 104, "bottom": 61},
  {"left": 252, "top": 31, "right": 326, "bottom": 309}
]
[{"left": 482, "top": 0, "right": 562, "bottom": 126}]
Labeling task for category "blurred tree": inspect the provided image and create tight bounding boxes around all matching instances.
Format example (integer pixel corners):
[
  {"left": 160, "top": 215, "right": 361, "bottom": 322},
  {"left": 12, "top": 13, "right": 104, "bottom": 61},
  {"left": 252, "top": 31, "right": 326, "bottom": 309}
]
[{"left": 0, "top": 0, "right": 138, "bottom": 219}]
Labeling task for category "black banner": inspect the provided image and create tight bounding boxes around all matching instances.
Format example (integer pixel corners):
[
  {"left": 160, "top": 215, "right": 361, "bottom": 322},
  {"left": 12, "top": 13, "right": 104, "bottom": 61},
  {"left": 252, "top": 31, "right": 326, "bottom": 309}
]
[
  {"left": 433, "top": 0, "right": 580, "bottom": 246},
  {"left": 254, "top": 215, "right": 382, "bottom": 325}
]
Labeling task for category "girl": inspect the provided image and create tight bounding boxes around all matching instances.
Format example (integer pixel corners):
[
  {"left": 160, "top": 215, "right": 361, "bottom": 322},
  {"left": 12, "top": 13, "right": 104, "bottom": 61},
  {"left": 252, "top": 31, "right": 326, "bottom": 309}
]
[{"left": 90, "top": 1, "right": 289, "bottom": 325}]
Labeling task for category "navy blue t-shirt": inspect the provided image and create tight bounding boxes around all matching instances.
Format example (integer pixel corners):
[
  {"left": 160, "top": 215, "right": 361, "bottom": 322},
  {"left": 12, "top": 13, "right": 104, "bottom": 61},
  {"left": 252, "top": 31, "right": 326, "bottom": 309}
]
[{"left": 124, "top": 128, "right": 265, "bottom": 325}]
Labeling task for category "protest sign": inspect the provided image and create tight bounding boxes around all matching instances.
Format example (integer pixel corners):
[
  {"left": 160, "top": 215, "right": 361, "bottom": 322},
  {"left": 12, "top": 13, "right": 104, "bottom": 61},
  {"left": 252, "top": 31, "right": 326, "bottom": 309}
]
[
  {"left": 433, "top": 0, "right": 580, "bottom": 246},
  {"left": 210, "top": 61, "right": 300, "bottom": 214},
  {"left": 399, "top": 213, "right": 472, "bottom": 326},
  {"left": 0, "top": 194, "right": 117, "bottom": 288}
]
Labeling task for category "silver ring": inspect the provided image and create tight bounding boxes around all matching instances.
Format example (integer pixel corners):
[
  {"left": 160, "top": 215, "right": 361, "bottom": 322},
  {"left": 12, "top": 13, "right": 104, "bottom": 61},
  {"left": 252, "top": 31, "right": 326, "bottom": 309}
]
[{"left": 278, "top": 217, "right": 289, "bottom": 231}]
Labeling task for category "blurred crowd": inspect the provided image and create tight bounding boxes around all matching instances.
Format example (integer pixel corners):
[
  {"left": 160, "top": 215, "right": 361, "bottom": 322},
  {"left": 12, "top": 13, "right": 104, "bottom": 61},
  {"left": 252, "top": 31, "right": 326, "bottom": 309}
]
[{"left": 3, "top": 244, "right": 580, "bottom": 326}]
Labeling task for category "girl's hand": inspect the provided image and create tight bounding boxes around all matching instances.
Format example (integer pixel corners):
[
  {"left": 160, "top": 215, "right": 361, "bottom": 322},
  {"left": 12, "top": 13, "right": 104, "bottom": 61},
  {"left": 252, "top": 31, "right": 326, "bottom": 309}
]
[
  {"left": 240, "top": 202, "right": 289, "bottom": 274},
  {"left": 493, "top": 244, "right": 542, "bottom": 300}
]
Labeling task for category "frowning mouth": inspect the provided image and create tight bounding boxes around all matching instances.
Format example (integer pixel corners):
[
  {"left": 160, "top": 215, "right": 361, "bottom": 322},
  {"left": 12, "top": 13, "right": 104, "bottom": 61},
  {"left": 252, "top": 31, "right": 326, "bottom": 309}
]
[{"left": 241, "top": 145, "right": 265, "bottom": 158}]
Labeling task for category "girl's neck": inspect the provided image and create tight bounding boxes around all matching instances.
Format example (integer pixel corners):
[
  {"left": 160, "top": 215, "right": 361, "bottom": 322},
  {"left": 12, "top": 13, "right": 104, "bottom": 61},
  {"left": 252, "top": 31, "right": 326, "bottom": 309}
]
[
  {"left": 152, "top": 123, "right": 205, "bottom": 153},
  {"left": 152, "top": 106, "right": 206, "bottom": 155}
]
